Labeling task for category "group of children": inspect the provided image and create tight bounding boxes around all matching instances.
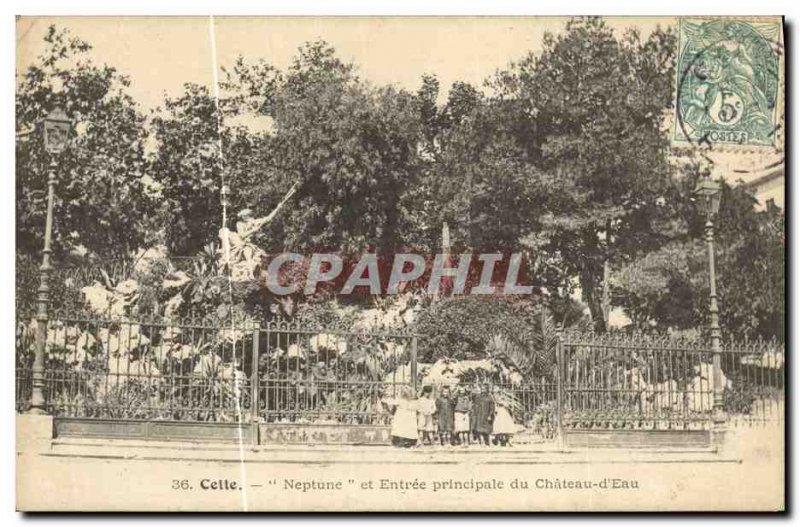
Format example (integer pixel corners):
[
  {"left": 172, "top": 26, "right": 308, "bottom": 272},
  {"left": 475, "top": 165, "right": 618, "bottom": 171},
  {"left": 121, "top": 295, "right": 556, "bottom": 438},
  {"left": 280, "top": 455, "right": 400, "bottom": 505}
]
[{"left": 384, "top": 383, "right": 519, "bottom": 448}]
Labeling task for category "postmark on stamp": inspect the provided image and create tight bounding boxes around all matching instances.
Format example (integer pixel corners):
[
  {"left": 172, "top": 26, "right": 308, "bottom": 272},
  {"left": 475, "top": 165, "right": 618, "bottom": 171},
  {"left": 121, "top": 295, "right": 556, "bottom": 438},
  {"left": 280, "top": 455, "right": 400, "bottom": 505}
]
[{"left": 673, "top": 18, "right": 783, "bottom": 148}]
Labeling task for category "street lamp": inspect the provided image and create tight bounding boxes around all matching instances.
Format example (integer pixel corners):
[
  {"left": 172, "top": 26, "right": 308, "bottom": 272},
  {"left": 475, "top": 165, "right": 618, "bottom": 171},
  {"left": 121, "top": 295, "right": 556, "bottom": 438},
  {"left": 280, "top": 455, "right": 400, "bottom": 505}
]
[
  {"left": 30, "top": 107, "right": 72, "bottom": 414},
  {"left": 695, "top": 177, "right": 722, "bottom": 218},
  {"left": 694, "top": 176, "right": 723, "bottom": 423}
]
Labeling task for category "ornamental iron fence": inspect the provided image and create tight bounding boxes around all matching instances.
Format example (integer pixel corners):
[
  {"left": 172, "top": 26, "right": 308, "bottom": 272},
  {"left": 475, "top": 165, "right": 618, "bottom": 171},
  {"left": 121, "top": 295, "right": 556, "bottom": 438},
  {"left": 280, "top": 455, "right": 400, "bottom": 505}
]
[
  {"left": 255, "top": 322, "right": 417, "bottom": 425},
  {"left": 15, "top": 312, "right": 784, "bottom": 438},
  {"left": 558, "top": 333, "right": 784, "bottom": 431},
  {"left": 15, "top": 312, "right": 420, "bottom": 426}
]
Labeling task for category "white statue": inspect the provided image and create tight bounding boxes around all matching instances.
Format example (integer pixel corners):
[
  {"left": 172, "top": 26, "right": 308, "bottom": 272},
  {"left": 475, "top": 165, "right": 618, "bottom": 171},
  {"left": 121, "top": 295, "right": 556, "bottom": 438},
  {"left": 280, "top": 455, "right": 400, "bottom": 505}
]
[{"left": 218, "top": 183, "right": 298, "bottom": 282}]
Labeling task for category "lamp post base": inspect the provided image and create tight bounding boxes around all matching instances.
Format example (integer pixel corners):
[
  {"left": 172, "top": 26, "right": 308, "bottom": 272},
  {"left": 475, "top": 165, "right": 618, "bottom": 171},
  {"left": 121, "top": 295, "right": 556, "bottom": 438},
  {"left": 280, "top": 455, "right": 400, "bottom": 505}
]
[{"left": 29, "top": 382, "right": 47, "bottom": 415}]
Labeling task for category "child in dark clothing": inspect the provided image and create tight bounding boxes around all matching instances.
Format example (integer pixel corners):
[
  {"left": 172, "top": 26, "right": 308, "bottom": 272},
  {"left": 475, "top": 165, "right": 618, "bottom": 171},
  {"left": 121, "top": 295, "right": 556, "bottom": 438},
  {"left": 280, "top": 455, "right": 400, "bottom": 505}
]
[
  {"left": 471, "top": 384, "right": 495, "bottom": 446},
  {"left": 454, "top": 386, "right": 472, "bottom": 445},
  {"left": 435, "top": 385, "right": 456, "bottom": 446}
]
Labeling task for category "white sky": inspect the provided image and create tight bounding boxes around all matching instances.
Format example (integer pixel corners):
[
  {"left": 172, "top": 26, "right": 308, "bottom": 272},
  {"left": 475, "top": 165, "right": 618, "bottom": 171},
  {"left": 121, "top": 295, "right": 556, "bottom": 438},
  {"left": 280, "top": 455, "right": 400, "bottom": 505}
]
[{"left": 16, "top": 16, "right": 671, "bottom": 109}]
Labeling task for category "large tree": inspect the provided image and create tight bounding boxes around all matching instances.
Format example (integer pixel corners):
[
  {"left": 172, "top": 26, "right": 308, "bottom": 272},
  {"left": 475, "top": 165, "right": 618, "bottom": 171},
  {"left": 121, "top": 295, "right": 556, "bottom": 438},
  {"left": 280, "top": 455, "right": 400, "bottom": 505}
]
[
  {"left": 16, "top": 26, "right": 156, "bottom": 260},
  {"left": 149, "top": 55, "right": 286, "bottom": 256},
  {"left": 150, "top": 84, "right": 227, "bottom": 256},
  {"left": 408, "top": 77, "right": 545, "bottom": 252},
  {"left": 225, "top": 42, "right": 423, "bottom": 255},
  {"left": 489, "top": 17, "right": 679, "bottom": 331}
]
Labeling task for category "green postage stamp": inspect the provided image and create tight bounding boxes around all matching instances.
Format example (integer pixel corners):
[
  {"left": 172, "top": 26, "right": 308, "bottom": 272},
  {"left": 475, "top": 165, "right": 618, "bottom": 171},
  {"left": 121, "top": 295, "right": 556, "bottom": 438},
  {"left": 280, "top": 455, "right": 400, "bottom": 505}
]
[{"left": 673, "top": 17, "right": 783, "bottom": 148}]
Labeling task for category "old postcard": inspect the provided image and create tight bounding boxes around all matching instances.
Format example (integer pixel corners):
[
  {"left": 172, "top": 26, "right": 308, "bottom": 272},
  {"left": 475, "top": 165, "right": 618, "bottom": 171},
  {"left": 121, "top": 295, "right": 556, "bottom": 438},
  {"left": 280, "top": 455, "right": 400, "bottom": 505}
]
[{"left": 14, "top": 15, "right": 785, "bottom": 512}]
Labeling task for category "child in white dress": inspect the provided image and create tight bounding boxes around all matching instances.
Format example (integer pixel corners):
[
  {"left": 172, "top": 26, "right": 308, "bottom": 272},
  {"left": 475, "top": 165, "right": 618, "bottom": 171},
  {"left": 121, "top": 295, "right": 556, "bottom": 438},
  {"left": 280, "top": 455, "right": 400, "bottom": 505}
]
[
  {"left": 416, "top": 386, "right": 437, "bottom": 445},
  {"left": 492, "top": 389, "right": 519, "bottom": 447},
  {"left": 383, "top": 387, "right": 419, "bottom": 447}
]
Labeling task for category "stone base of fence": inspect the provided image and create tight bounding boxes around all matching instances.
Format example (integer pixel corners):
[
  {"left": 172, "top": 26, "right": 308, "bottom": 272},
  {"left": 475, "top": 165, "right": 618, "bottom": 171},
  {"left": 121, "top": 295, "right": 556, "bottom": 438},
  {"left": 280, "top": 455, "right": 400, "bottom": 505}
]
[
  {"left": 259, "top": 423, "right": 392, "bottom": 445},
  {"left": 40, "top": 417, "right": 393, "bottom": 446},
  {"left": 53, "top": 417, "right": 258, "bottom": 445},
  {"left": 562, "top": 429, "right": 713, "bottom": 450},
  {"left": 20, "top": 415, "right": 733, "bottom": 449}
]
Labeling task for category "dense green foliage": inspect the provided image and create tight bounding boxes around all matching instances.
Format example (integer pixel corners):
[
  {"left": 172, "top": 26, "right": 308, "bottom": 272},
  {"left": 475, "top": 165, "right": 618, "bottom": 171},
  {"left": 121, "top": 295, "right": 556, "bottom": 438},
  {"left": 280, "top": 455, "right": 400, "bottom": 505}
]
[
  {"left": 16, "top": 27, "right": 157, "bottom": 259},
  {"left": 15, "top": 20, "right": 784, "bottom": 340},
  {"left": 488, "top": 19, "right": 680, "bottom": 332},
  {"left": 613, "top": 176, "right": 785, "bottom": 339},
  {"left": 411, "top": 295, "right": 591, "bottom": 366}
]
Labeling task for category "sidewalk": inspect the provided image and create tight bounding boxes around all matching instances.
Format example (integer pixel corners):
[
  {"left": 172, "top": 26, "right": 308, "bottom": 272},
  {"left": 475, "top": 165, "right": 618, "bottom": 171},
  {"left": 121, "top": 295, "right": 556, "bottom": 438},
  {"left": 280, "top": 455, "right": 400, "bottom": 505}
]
[
  {"left": 39, "top": 435, "right": 727, "bottom": 465},
  {"left": 16, "top": 425, "right": 783, "bottom": 511}
]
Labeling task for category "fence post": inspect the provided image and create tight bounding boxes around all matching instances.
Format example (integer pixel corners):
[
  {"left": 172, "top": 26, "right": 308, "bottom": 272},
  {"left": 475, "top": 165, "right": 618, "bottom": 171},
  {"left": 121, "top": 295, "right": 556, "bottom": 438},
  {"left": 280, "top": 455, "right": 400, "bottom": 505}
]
[
  {"left": 410, "top": 336, "right": 418, "bottom": 395},
  {"left": 555, "top": 330, "right": 564, "bottom": 447},
  {"left": 250, "top": 324, "right": 260, "bottom": 444}
]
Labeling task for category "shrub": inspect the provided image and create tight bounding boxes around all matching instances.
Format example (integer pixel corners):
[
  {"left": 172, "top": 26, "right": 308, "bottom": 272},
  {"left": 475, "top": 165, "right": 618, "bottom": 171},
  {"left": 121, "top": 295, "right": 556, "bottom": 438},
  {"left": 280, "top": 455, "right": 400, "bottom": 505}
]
[{"left": 411, "top": 296, "right": 542, "bottom": 362}]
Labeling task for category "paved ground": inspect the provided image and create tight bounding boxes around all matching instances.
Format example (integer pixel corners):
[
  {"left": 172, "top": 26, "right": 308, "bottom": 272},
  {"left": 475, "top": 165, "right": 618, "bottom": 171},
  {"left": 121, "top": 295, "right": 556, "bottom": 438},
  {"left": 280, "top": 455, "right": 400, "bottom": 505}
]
[{"left": 16, "top": 425, "right": 784, "bottom": 512}]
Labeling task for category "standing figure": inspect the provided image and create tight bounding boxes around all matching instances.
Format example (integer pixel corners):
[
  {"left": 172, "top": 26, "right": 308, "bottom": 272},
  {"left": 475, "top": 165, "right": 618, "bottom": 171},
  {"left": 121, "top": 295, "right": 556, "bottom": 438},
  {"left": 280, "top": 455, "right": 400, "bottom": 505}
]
[
  {"left": 471, "top": 383, "right": 495, "bottom": 446},
  {"left": 491, "top": 386, "right": 519, "bottom": 447},
  {"left": 435, "top": 385, "right": 456, "bottom": 446},
  {"left": 417, "top": 386, "right": 437, "bottom": 445},
  {"left": 383, "top": 387, "right": 419, "bottom": 448},
  {"left": 453, "top": 386, "right": 472, "bottom": 445}
]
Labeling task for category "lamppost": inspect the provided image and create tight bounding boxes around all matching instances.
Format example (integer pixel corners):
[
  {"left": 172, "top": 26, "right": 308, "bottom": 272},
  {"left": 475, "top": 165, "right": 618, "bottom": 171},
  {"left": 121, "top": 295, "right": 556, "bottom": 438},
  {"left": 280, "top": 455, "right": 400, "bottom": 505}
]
[
  {"left": 694, "top": 176, "right": 724, "bottom": 423},
  {"left": 29, "top": 107, "right": 72, "bottom": 414}
]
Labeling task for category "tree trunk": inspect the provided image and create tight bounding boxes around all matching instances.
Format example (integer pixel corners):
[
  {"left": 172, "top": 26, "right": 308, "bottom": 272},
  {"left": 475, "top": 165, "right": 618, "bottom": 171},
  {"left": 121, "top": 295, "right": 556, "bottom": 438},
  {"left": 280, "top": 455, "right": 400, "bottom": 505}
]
[{"left": 580, "top": 268, "right": 607, "bottom": 333}]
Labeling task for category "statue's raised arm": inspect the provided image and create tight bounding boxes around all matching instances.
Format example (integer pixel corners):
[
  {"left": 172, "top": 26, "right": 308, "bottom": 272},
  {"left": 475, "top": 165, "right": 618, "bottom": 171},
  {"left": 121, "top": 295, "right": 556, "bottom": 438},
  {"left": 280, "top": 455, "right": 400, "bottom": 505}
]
[
  {"left": 237, "top": 182, "right": 299, "bottom": 240},
  {"left": 219, "top": 182, "right": 299, "bottom": 281}
]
